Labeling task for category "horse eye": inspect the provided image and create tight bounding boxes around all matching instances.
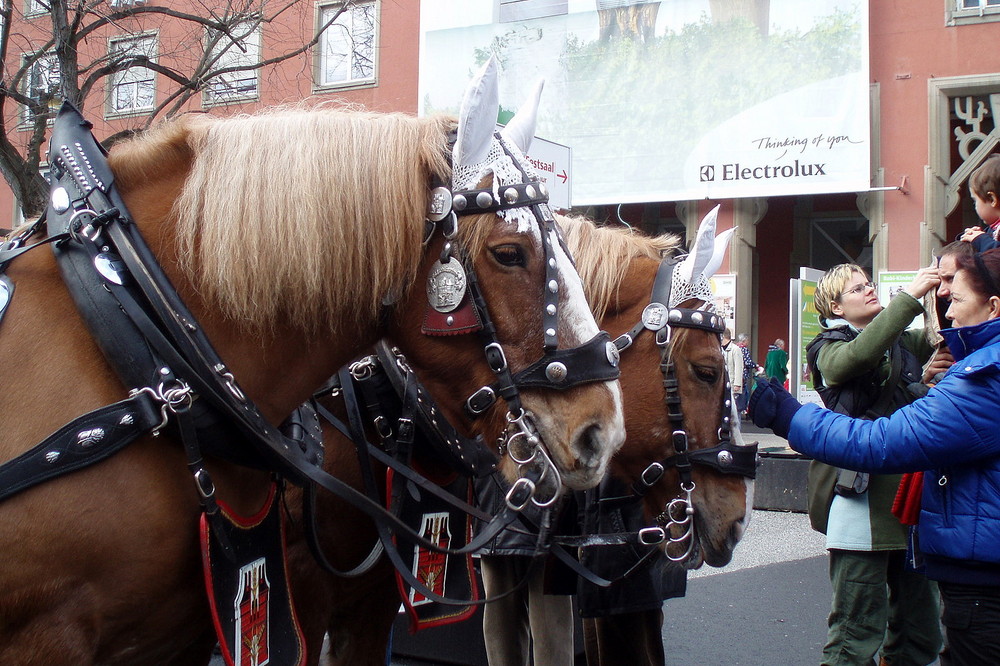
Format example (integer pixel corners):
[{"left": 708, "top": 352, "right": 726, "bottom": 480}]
[
  {"left": 692, "top": 365, "right": 719, "bottom": 384},
  {"left": 491, "top": 244, "right": 526, "bottom": 267}
]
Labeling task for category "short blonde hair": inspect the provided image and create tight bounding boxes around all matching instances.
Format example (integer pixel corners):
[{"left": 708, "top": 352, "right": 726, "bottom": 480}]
[{"left": 814, "top": 264, "right": 868, "bottom": 321}]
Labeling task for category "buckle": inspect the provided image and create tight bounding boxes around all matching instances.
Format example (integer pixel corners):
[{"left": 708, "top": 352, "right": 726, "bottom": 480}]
[
  {"left": 484, "top": 342, "right": 508, "bottom": 374},
  {"left": 638, "top": 527, "right": 666, "bottom": 545},
  {"left": 193, "top": 468, "right": 216, "bottom": 501},
  {"left": 505, "top": 477, "right": 535, "bottom": 511},
  {"left": 466, "top": 386, "right": 496, "bottom": 415},
  {"left": 396, "top": 417, "right": 415, "bottom": 444},
  {"left": 613, "top": 333, "right": 633, "bottom": 351},
  {"left": 640, "top": 462, "right": 664, "bottom": 488}
]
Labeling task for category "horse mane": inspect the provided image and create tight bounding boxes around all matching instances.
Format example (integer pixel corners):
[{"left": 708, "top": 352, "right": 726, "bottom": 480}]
[
  {"left": 111, "top": 105, "right": 465, "bottom": 337},
  {"left": 557, "top": 214, "right": 680, "bottom": 320}
]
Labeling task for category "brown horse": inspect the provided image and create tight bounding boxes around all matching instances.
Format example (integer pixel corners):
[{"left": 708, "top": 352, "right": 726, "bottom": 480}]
[
  {"left": 561, "top": 211, "right": 753, "bottom": 567},
  {"left": 291, "top": 211, "right": 754, "bottom": 665},
  {"left": 0, "top": 66, "right": 624, "bottom": 662}
]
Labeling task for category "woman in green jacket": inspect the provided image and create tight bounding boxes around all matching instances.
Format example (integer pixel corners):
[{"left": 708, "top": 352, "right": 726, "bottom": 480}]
[{"left": 806, "top": 263, "right": 943, "bottom": 666}]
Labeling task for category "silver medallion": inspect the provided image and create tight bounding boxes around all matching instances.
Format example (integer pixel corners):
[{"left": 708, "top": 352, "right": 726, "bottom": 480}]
[
  {"left": 426, "top": 257, "right": 467, "bottom": 313},
  {"left": 545, "top": 361, "right": 568, "bottom": 383},
  {"left": 94, "top": 252, "right": 128, "bottom": 285},
  {"left": 427, "top": 186, "right": 452, "bottom": 222},
  {"left": 641, "top": 302, "right": 669, "bottom": 330}
]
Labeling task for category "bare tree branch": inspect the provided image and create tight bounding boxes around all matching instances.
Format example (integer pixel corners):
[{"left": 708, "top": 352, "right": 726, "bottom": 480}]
[{"left": 0, "top": 0, "right": 362, "bottom": 218}]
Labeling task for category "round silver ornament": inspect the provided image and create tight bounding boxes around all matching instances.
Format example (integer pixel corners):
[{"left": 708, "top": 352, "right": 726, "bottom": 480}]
[{"left": 426, "top": 257, "right": 467, "bottom": 313}]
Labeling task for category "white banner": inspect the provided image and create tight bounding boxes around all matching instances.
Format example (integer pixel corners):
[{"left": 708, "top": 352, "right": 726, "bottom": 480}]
[{"left": 420, "top": 0, "right": 870, "bottom": 205}]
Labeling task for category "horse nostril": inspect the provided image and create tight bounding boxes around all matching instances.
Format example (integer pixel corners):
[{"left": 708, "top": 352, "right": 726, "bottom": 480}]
[{"left": 577, "top": 423, "right": 603, "bottom": 462}]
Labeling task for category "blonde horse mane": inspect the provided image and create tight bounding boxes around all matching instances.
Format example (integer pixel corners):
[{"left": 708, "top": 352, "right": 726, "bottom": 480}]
[
  {"left": 111, "top": 106, "right": 476, "bottom": 336},
  {"left": 557, "top": 214, "right": 680, "bottom": 321}
]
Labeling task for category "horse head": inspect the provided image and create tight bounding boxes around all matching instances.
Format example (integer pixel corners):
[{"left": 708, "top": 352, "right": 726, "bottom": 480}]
[
  {"left": 560, "top": 206, "right": 754, "bottom": 569},
  {"left": 387, "top": 58, "right": 625, "bottom": 498}
]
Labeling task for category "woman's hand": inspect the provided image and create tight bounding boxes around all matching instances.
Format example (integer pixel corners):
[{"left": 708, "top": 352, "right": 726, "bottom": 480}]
[
  {"left": 903, "top": 266, "right": 941, "bottom": 300},
  {"left": 748, "top": 378, "right": 803, "bottom": 439},
  {"left": 922, "top": 346, "right": 955, "bottom": 384}
]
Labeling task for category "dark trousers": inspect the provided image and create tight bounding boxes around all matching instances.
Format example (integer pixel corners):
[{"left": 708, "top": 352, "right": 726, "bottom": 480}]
[
  {"left": 582, "top": 608, "right": 664, "bottom": 666},
  {"left": 939, "top": 582, "right": 1000, "bottom": 666}
]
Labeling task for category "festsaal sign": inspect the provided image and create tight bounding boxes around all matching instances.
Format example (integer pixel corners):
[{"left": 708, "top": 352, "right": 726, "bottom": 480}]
[{"left": 524, "top": 136, "right": 571, "bottom": 211}]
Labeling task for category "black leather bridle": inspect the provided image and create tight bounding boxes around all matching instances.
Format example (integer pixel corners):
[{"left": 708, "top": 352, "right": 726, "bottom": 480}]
[
  {"left": 595, "top": 256, "right": 758, "bottom": 562},
  {"left": 422, "top": 129, "right": 621, "bottom": 510}
]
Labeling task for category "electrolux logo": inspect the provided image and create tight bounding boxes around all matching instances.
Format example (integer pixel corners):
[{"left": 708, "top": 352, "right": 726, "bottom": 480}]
[{"left": 699, "top": 160, "right": 827, "bottom": 182}]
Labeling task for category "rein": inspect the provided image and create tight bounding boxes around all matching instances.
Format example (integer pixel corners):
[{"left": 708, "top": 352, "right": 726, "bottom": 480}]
[{"left": 309, "top": 349, "right": 554, "bottom": 605}]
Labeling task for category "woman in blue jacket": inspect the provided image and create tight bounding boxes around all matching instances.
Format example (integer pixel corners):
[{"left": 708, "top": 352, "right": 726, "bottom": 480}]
[{"left": 750, "top": 248, "right": 1000, "bottom": 666}]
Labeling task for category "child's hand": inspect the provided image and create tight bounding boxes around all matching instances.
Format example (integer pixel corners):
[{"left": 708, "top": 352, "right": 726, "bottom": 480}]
[{"left": 960, "top": 226, "right": 985, "bottom": 242}]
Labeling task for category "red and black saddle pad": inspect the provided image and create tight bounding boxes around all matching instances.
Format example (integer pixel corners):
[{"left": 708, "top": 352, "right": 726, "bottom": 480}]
[
  {"left": 389, "top": 468, "right": 480, "bottom": 633},
  {"left": 200, "top": 482, "right": 305, "bottom": 666}
]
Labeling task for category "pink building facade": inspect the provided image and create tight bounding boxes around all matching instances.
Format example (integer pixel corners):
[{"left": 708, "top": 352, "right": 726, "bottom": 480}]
[{"left": 3, "top": 1, "right": 999, "bottom": 363}]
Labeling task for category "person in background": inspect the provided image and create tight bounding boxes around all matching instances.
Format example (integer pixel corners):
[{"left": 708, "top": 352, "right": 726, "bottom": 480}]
[
  {"left": 764, "top": 338, "right": 788, "bottom": 388},
  {"left": 721, "top": 329, "right": 743, "bottom": 415},
  {"left": 805, "top": 263, "right": 943, "bottom": 666},
  {"left": 749, "top": 248, "right": 1000, "bottom": 666},
  {"left": 958, "top": 154, "right": 1000, "bottom": 252},
  {"left": 735, "top": 333, "right": 759, "bottom": 415}
]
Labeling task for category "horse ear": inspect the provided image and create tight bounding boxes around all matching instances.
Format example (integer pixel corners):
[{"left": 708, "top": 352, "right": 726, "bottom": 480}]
[
  {"left": 500, "top": 79, "right": 544, "bottom": 154},
  {"left": 675, "top": 205, "right": 720, "bottom": 284},
  {"left": 453, "top": 57, "right": 500, "bottom": 173},
  {"left": 703, "top": 226, "right": 736, "bottom": 279}
]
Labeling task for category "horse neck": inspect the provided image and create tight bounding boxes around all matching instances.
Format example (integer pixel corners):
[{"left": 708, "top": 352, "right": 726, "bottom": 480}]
[{"left": 117, "top": 186, "right": 381, "bottom": 426}]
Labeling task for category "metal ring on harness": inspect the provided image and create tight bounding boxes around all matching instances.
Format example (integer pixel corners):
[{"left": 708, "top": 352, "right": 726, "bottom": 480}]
[
  {"left": 129, "top": 379, "right": 194, "bottom": 435},
  {"left": 506, "top": 430, "right": 539, "bottom": 465},
  {"left": 66, "top": 208, "right": 101, "bottom": 242},
  {"left": 349, "top": 356, "right": 377, "bottom": 381}
]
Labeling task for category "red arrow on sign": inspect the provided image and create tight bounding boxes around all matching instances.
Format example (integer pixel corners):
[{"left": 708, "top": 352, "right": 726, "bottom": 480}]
[{"left": 557, "top": 170, "right": 568, "bottom": 183}]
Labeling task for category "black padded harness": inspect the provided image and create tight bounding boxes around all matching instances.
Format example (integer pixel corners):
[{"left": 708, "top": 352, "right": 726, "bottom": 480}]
[{"left": 0, "top": 104, "right": 620, "bottom": 568}]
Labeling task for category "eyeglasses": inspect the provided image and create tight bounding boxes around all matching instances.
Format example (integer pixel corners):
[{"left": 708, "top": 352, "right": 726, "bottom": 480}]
[{"left": 840, "top": 281, "right": 876, "bottom": 298}]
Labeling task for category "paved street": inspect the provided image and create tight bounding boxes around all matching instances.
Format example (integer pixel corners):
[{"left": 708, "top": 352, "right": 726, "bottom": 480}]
[{"left": 662, "top": 508, "right": 830, "bottom": 665}]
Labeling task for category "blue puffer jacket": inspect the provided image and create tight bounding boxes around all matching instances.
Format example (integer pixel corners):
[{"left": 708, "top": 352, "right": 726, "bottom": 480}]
[{"left": 789, "top": 315, "right": 1000, "bottom": 585}]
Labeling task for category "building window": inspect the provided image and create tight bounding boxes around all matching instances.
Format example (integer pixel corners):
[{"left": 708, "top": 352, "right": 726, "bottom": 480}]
[
  {"left": 108, "top": 35, "right": 156, "bottom": 115},
  {"left": 317, "top": 1, "right": 377, "bottom": 89},
  {"left": 21, "top": 52, "right": 60, "bottom": 124},
  {"left": 204, "top": 21, "right": 260, "bottom": 104},
  {"left": 947, "top": 0, "right": 1000, "bottom": 25},
  {"left": 25, "top": 0, "right": 48, "bottom": 17}
]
